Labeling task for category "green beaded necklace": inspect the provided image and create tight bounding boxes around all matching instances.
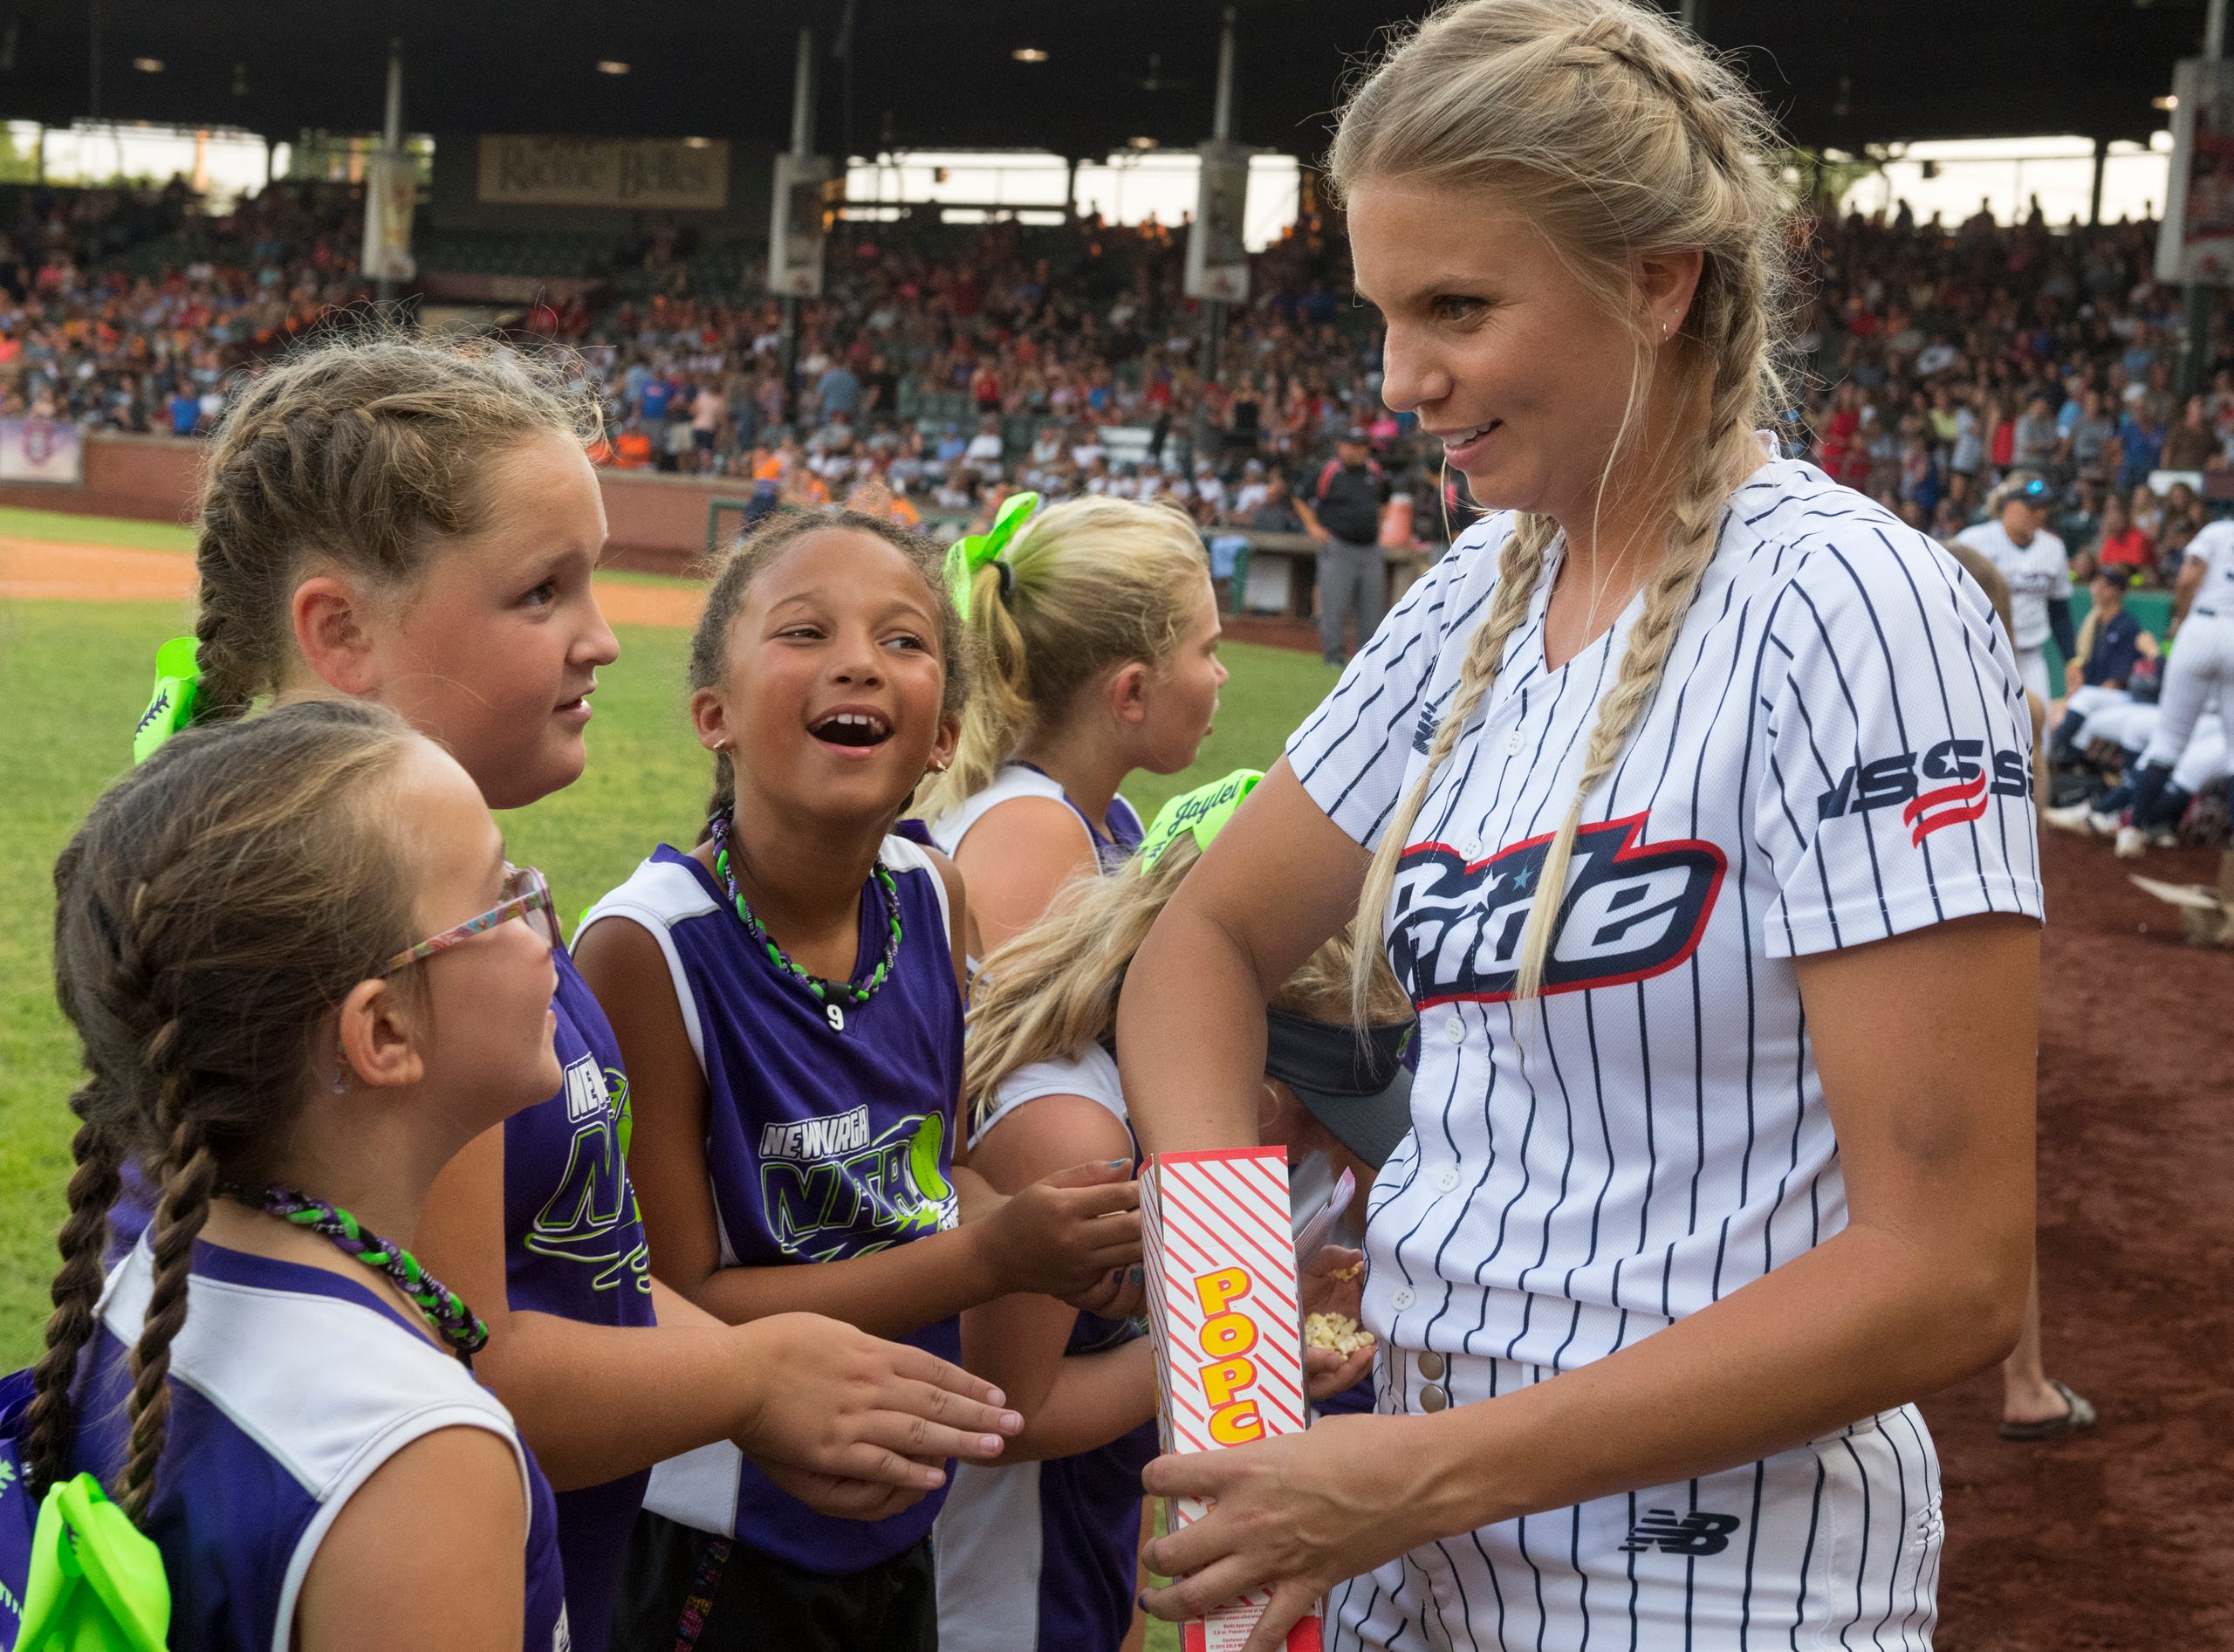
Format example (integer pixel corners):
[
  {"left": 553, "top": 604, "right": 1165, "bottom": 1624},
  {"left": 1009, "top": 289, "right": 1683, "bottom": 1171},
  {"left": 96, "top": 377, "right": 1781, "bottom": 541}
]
[{"left": 708, "top": 810, "right": 903, "bottom": 1034}]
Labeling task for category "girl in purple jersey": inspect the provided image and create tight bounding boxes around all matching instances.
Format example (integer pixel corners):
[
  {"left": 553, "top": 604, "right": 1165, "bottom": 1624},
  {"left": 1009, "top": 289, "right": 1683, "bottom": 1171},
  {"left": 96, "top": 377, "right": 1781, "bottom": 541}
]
[
  {"left": 28, "top": 701, "right": 568, "bottom": 1650},
  {"left": 919, "top": 495, "right": 1227, "bottom": 956},
  {"left": 577, "top": 510, "right": 1145, "bottom": 1651},
  {"left": 936, "top": 783, "right": 1404, "bottom": 1652},
  {"left": 161, "top": 335, "right": 1024, "bottom": 1650}
]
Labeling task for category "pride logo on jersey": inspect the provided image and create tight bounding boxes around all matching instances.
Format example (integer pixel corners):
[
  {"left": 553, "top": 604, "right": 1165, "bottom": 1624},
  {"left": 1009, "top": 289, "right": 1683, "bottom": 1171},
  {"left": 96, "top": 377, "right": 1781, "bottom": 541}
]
[{"left": 1390, "top": 813, "right": 1724, "bottom": 1004}]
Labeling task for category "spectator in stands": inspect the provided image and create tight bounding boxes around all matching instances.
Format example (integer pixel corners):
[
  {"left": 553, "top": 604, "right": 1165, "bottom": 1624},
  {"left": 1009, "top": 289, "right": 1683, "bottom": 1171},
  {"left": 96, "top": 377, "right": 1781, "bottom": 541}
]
[
  {"left": 2118, "top": 399, "right": 2167, "bottom": 493},
  {"left": 2067, "top": 387, "right": 2118, "bottom": 483},
  {"left": 1296, "top": 427, "right": 1391, "bottom": 668},
  {"left": 2092, "top": 491, "right": 2152, "bottom": 579},
  {"left": 2163, "top": 393, "right": 2216, "bottom": 472}
]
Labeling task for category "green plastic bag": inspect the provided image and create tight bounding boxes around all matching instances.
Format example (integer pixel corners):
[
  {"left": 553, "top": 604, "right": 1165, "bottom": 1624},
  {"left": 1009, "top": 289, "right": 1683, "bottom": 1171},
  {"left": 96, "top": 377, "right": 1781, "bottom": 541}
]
[{"left": 14, "top": 1474, "right": 168, "bottom": 1652}]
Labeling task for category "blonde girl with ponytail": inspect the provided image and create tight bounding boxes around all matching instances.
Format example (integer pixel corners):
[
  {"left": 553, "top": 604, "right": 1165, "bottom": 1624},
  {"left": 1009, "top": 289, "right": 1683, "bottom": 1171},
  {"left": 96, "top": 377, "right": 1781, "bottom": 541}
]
[
  {"left": 933, "top": 777, "right": 1408, "bottom": 1652},
  {"left": 921, "top": 494, "right": 1228, "bottom": 954},
  {"left": 1114, "top": 4, "right": 2045, "bottom": 1648}
]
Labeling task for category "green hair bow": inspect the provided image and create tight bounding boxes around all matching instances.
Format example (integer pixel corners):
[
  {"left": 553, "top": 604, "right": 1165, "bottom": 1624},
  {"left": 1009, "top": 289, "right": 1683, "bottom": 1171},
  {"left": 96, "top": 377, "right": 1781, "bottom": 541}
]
[
  {"left": 132, "top": 638, "right": 205, "bottom": 764},
  {"left": 1135, "top": 769, "right": 1263, "bottom": 872},
  {"left": 942, "top": 491, "right": 1039, "bottom": 621}
]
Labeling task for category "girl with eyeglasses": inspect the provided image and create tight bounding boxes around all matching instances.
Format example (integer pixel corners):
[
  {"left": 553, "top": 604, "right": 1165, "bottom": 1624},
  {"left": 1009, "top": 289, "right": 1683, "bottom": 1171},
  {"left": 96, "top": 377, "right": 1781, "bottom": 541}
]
[{"left": 134, "top": 332, "right": 1022, "bottom": 1651}]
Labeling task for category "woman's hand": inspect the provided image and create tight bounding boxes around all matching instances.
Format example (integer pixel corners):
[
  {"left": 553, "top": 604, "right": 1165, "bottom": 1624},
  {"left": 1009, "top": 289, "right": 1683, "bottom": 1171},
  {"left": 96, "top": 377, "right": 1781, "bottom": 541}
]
[
  {"left": 730, "top": 1313, "right": 1023, "bottom": 1519},
  {"left": 1139, "top": 1414, "right": 1456, "bottom": 1652},
  {"left": 974, "top": 1158, "right": 1143, "bottom": 1301}
]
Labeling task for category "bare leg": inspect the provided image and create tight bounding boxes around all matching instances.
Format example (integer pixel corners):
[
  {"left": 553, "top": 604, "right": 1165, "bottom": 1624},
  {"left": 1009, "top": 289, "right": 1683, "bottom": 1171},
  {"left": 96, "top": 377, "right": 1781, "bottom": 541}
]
[{"left": 1999, "top": 1261, "right": 2072, "bottom": 1426}]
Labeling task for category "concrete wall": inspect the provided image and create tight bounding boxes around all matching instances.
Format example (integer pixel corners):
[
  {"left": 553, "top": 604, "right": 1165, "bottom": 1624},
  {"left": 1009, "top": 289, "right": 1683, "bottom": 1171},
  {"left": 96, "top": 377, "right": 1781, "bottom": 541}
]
[{"left": 0, "top": 433, "right": 742, "bottom": 570}]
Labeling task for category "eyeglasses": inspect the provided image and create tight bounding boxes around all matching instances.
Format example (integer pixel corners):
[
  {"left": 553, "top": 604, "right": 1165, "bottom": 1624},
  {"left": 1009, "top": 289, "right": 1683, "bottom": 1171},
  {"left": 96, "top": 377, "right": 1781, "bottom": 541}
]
[{"left": 385, "top": 864, "right": 561, "bottom": 974}]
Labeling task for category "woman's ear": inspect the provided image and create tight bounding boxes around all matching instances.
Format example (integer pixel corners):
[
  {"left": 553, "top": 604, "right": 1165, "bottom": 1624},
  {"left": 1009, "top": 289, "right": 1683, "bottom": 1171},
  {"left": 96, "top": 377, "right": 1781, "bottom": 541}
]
[
  {"left": 1107, "top": 660, "right": 1152, "bottom": 728},
  {"left": 291, "top": 573, "right": 384, "bottom": 697},
  {"left": 1634, "top": 246, "right": 1705, "bottom": 342},
  {"left": 333, "top": 977, "right": 425, "bottom": 1092}
]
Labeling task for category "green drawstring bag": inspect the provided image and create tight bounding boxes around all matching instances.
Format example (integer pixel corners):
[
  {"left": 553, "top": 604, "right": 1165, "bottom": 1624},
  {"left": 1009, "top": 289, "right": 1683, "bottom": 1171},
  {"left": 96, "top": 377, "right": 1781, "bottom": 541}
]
[{"left": 10, "top": 1473, "right": 169, "bottom": 1652}]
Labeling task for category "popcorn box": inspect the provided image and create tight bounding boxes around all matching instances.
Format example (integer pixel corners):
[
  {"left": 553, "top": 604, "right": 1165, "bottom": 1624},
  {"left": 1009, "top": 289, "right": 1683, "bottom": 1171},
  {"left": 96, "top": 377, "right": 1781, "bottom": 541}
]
[{"left": 1141, "top": 1147, "right": 1322, "bottom": 1652}]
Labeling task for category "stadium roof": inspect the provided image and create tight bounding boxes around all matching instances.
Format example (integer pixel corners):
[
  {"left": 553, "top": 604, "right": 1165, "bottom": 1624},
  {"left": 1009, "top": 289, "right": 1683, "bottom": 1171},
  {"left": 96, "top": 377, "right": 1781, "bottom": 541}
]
[{"left": 4, "top": 1, "right": 2210, "bottom": 159}]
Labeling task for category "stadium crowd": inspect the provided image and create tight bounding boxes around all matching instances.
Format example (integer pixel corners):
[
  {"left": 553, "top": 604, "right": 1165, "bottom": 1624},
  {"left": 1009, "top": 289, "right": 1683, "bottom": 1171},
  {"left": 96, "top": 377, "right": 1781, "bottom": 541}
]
[{"left": 8, "top": 175, "right": 2234, "bottom": 593}]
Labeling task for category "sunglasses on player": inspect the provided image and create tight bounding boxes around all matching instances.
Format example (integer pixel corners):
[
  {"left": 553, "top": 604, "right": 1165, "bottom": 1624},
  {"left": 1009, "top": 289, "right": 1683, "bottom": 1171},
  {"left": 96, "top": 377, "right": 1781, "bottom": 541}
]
[{"left": 384, "top": 864, "right": 561, "bottom": 975}]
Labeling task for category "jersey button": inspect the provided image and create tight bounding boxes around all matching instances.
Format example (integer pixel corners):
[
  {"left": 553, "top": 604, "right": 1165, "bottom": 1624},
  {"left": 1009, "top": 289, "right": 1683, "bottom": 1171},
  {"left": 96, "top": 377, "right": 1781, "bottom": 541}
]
[
  {"left": 1390, "top": 1285, "right": 1416, "bottom": 1312},
  {"left": 1418, "top": 1382, "right": 1449, "bottom": 1412},
  {"left": 1434, "top": 1166, "right": 1461, "bottom": 1193},
  {"left": 1443, "top": 1015, "right": 1466, "bottom": 1044},
  {"left": 1504, "top": 730, "right": 1525, "bottom": 755},
  {"left": 1416, "top": 1350, "right": 1446, "bottom": 1380},
  {"left": 1461, "top": 835, "right": 1484, "bottom": 859}
]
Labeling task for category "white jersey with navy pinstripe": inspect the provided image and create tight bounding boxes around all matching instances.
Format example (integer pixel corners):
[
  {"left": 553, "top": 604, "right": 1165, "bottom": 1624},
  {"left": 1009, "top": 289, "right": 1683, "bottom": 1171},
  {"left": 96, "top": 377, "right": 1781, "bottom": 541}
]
[
  {"left": 2184, "top": 518, "right": 2234, "bottom": 616},
  {"left": 1285, "top": 458, "right": 2039, "bottom": 1647}
]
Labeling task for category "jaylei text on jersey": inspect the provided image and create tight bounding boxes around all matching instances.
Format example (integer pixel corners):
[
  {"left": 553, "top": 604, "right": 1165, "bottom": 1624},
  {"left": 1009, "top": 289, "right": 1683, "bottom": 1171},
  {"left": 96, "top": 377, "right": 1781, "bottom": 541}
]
[{"left": 1389, "top": 813, "right": 1725, "bottom": 1005}]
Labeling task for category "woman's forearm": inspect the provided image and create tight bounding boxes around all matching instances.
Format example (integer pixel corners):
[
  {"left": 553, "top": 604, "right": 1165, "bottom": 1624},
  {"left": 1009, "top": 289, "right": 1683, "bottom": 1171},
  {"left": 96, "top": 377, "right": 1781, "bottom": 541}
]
[
  {"left": 1116, "top": 896, "right": 1275, "bottom": 1156},
  {"left": 1412, "top": 1217, "right": 2031, "bottom": 1538}
]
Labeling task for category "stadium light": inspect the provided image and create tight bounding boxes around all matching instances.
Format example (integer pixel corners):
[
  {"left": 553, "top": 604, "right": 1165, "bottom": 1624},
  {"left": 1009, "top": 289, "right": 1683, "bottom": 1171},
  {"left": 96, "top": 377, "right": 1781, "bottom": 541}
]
[
  {"left": 132, "top": 57, "right": 164, "bottom": 73},
  {"left": 683, "top": 136, "right": 711, "bottom": 148},
  {"left": 596, "top": 59, "right": 630, "bottom": 75},
  {"left": 2155, "top": 93, "right": 2179, "bottom": 110},
  {"left": 1127, "top": 135, "right": 1155, "bottom": 150},
  {"left": 1012, "top": 47, "right": 1050, "bottom": 63}
]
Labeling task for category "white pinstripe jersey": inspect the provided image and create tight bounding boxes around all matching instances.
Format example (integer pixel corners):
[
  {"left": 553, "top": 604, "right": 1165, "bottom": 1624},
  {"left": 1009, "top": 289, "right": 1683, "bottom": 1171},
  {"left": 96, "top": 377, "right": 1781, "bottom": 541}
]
[
  {"left": 1287, "top": 460, "right": 2043, "bottom": 1373},
  {"left": 2184, "top": 518, "right": 2234, "bottom": 614}
]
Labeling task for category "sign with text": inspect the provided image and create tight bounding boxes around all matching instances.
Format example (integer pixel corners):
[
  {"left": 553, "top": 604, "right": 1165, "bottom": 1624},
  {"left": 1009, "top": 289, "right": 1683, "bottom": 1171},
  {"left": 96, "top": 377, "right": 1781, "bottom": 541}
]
[
  {"left": 476, "top": 135, "right": 730, "bottom": 211},
  {"left": 1183, "top": 141, "right": 1251, "bottom": 304}
]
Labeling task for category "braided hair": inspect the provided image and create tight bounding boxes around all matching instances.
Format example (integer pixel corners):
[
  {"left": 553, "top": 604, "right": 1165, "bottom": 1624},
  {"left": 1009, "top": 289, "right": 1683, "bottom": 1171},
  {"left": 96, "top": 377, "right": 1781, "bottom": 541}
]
[
  {"left": 1330, "top": 0, "right": 1797, "bottom": 1013},
  {"left": 31, "top": 701, "right": 421, "bottom": 1520},
  {"left": 191, "top": 329, "right": 602, "bottom": 722}
]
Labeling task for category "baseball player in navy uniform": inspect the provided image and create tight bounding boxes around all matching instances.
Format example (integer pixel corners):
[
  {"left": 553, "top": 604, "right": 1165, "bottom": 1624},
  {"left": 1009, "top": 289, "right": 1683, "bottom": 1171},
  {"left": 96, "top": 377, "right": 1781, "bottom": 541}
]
[{"left": 1114, "top": 5, "right": 2042, "bottom": 1649}]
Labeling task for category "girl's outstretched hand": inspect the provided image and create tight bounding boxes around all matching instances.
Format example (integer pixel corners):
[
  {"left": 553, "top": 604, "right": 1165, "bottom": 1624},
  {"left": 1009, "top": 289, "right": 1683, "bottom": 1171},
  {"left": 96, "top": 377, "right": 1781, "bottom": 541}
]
[
  {"left": 978, "top": 1158, "right": 1143, "bottom": 1303},
  {"left": 1138, "top": 1413, "right": 1452, "bottom": 1652},
  {"left": 732, "top": 1313, "right": 1023, "bottom": 1521}
]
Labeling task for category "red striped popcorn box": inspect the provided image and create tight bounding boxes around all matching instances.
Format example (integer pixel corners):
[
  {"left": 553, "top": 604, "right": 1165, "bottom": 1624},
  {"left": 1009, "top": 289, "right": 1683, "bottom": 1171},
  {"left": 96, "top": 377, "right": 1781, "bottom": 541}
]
[{"left": 1141, "top": 1147, "right": 1322, "bottom": 1652}]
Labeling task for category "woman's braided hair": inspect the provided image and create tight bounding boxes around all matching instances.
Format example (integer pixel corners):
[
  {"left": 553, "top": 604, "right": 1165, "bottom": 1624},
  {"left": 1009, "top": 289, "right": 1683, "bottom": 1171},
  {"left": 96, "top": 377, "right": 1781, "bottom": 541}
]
[
  {"left": 29, "top": 700, "right": 421, "bottom": 1521},
  {"left": 1331, "top": 0, "right": 1797, "bottom": 1012},
  {"left": 192, "top": 329, "right": 602, "bottom": 720}
]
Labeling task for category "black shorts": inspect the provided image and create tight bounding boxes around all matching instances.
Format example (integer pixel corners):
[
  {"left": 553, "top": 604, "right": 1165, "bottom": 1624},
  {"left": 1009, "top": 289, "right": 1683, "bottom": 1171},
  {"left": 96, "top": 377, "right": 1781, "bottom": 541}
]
[{"left": 610, "top": 1510, "right": 936, "bottom": 1652}]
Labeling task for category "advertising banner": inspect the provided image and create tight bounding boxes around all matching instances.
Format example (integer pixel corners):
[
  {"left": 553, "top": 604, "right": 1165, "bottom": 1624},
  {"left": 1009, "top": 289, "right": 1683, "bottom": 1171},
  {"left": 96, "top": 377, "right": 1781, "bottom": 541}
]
[
  {"left": 477, "top": 135, "right": 730, "bottom": 211},
  {"left": 0, "top": 418, "right": 84, "bottom": 486}
]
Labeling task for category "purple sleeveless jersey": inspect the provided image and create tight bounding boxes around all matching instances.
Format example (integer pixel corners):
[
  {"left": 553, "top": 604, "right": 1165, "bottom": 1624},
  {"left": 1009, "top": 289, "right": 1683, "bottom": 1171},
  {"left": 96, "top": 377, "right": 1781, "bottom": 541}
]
[
  {"left": 583, "top": 840, "right": 965, "bottom": 1574},
  {"left": 55, "top": 1240, "right": 565, "bottom": 1651},
  {"left": 504, "top": 949, "right": 658, "bottom": 1652}
]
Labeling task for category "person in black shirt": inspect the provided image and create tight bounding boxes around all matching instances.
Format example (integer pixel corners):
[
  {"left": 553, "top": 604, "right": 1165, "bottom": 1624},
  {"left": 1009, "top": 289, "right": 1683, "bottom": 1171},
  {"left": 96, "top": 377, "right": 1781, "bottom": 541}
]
[{"left": 1297, "top": 428, "right": 1391, "bottom": 665}]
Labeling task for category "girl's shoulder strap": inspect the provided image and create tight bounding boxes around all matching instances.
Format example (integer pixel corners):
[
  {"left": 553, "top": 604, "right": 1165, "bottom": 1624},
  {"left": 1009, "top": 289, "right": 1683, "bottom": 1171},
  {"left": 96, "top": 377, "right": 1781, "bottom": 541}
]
[
  {"left": 878, "top": 833, "right": 955, "bottom": 951},
  {"left": 924, "top": 763, "right": 1075, "bottom": 858}
]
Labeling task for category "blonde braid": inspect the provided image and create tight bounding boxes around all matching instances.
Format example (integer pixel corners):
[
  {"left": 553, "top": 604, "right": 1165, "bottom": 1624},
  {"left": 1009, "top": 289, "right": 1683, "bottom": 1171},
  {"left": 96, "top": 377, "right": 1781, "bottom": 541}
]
[{"left": 1347, "top": 516, "right": 1554, "bottom": 1020}]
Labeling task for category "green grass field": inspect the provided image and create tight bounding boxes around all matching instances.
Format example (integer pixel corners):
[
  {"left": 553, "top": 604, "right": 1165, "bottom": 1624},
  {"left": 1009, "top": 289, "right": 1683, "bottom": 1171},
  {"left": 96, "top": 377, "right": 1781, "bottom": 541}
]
[{"left": 0, "top": 509, "right": 1338, "bottom": 1374}]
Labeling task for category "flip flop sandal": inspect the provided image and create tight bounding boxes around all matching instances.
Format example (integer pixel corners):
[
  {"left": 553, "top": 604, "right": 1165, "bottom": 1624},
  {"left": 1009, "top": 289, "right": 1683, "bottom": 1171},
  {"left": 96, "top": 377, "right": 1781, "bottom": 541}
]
[{"left": 1999, "top": 1379, "right": 2097, "bottom": 1441}]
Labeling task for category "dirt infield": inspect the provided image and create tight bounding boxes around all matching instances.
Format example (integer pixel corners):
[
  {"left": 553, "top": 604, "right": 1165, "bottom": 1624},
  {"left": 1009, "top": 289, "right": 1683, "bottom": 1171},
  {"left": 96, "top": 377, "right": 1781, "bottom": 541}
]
[
  {"left": 1923, "top": 827, "right": 2234, "bottom": 1649},
  {"left": 0, "top": 534, "right": 708, "bottom": 628}
]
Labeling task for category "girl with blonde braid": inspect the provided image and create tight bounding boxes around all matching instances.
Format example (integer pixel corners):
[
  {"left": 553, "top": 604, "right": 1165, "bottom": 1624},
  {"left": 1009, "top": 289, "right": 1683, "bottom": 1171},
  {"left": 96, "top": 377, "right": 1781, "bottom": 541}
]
[
  {"left": 920, "top": 494, "right": 1226, "bottom": 956},
  {"left": 1115, "top": 4, "right": 2042, "bottom": 1648}
]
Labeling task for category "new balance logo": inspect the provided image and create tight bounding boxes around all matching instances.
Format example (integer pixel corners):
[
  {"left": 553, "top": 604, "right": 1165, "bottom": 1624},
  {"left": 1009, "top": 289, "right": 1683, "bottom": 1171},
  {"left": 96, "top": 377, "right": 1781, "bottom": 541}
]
[{"left": 1619, "top": 1508, "right": 1742, "bottom": 1556}]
